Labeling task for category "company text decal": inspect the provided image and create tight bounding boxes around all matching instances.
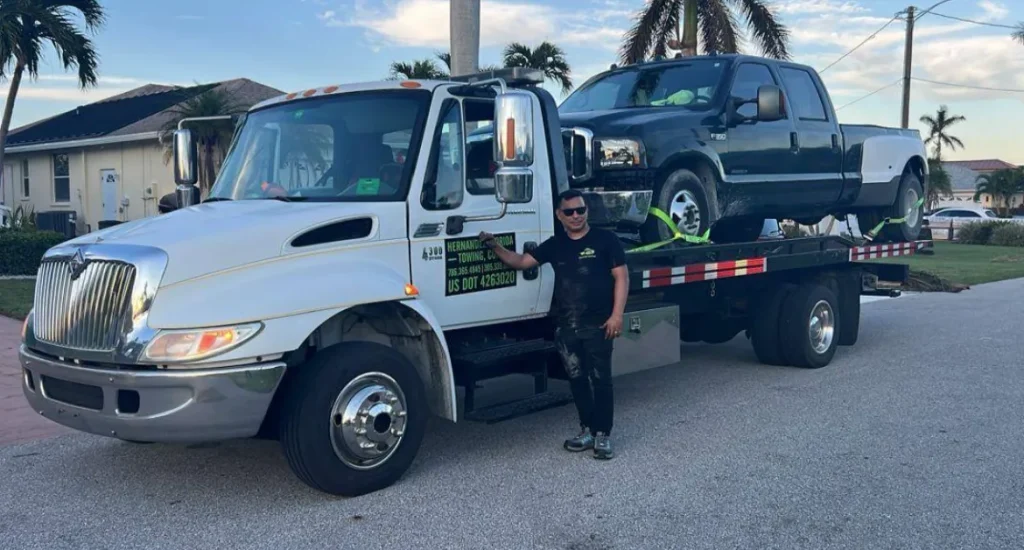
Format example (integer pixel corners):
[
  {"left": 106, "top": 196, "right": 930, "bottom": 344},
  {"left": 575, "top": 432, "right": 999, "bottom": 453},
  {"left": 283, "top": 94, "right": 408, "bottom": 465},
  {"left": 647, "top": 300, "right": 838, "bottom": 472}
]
[{"left": 445, "top": 233, "right": 518, "bottom": 296}]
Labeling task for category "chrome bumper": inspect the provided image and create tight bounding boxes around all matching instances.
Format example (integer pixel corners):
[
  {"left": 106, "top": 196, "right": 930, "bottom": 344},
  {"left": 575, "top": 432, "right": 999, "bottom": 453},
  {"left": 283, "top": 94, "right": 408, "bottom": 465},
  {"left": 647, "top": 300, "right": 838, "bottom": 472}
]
[
  {"left": 581, "top": 189, "right": 653, "bottom": 228},
  {"left": 20, "top": 345, "right": 286, "bottom": 443}
]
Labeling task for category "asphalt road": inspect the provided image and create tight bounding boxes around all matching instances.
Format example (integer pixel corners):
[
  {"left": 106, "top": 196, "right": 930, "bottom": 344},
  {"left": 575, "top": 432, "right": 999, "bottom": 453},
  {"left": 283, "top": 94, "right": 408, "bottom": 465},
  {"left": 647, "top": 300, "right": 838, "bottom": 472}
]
[{"left": 2, "top": 279, "right": 1023, "bottom": 550}]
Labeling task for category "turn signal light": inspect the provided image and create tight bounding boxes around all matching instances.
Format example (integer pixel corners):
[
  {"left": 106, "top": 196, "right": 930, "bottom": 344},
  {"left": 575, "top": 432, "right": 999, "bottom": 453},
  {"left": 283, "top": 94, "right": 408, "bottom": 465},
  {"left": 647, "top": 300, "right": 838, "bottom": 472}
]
[{"left": 404, "top": 283, "right": 419, "bottom": 296}]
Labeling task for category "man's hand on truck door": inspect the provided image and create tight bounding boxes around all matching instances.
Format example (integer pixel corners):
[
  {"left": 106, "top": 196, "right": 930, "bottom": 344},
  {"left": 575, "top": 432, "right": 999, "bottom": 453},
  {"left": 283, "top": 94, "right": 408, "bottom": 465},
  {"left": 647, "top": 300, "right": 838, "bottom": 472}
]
[{"left": 479, "top": 231, "right": 539, "bottom": 271}]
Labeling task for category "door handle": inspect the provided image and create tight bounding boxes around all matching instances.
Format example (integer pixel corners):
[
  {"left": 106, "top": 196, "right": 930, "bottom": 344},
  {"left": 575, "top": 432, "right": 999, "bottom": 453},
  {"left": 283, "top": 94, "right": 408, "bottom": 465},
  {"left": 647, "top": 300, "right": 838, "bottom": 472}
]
[
  {"left": 789, "top": 132, "right": 799, "bottom": 153},
  {"left": 831, "top": 133, "right": 840, "bottom": 151},
  {"left": 523, "top": 241, "right": 539, "bottom": 280}
]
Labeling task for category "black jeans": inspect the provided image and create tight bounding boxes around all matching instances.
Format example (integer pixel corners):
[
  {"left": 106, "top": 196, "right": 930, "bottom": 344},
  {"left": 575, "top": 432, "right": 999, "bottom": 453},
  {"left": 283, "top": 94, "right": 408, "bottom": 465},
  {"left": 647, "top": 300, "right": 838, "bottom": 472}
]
[{"left": 554, "top": 325, "right": 614, "bottom": 435}]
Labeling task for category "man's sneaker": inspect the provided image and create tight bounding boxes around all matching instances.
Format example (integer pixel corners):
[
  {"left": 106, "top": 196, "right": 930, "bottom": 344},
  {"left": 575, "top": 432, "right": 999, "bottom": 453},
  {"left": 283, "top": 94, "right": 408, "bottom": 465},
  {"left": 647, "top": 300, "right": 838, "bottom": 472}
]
[
  {"left": 593, "top": 432, "right": 614, "bottom": 460},
  {"left": 563, "top": 428, "right": 594, "bottom": 452}
]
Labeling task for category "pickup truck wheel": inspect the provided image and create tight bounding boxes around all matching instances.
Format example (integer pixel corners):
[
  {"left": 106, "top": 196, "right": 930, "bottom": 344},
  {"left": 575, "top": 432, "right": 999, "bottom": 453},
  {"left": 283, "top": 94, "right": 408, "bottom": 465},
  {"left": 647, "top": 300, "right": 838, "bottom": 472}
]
[
  {"left": 279, "top": 342, "right": 427, "bottom": 497},
  {"left": 642, "top": 169, "right": 710, "bottom": 245},
  {"left": 778, "top": 283, "right": 841, "bottom": 369},
  {"left": 860, "top": 171, "right": 924, "bottom": 242}
]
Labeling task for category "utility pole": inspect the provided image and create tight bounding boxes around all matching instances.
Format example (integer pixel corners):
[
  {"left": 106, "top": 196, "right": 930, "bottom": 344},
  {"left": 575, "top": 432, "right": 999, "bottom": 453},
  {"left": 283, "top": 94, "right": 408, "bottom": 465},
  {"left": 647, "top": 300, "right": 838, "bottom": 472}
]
[
  {"left": 450, "top": 0, "right": 480, "bottom": 77},
  {"left": 900, "top": 5, "right": 914, "bottom": 129}
]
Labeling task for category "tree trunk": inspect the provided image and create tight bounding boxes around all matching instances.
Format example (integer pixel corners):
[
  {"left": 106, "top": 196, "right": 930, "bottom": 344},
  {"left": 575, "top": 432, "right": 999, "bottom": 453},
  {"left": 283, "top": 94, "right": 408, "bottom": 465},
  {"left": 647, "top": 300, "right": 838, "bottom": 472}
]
[
  {"left": 450, "top": 0, "right": 480, "bottom": 77},
  {"left": 681, "top": 0, "right": 698, "bottom": 56},
  {"left": 0, "top": 62, "right": 26, "bottom": 182}
]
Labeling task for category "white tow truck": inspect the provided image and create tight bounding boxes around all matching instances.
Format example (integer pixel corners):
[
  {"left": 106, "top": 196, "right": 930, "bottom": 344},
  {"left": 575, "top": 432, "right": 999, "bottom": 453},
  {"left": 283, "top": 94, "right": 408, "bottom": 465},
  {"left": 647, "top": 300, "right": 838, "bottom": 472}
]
[{"left": 19, "top": 69, "right": 928, "bottom": 496}]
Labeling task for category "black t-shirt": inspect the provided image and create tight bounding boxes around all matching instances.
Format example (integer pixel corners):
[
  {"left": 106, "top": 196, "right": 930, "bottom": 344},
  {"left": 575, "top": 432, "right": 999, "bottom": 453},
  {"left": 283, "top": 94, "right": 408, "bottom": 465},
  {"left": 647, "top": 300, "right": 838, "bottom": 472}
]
[{"left": 528, "top": 227, "right": 627, "bottom": 328}]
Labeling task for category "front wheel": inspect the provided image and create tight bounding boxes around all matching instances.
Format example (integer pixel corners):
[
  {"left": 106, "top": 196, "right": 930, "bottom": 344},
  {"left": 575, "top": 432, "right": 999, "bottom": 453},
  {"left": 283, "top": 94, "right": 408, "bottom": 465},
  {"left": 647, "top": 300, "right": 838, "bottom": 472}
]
[
  {"left": 641, "top": 168, "right": 712, "bottom": 245},
  {"left": 279, "top": 342, "right": 427, "bottom": 497}
]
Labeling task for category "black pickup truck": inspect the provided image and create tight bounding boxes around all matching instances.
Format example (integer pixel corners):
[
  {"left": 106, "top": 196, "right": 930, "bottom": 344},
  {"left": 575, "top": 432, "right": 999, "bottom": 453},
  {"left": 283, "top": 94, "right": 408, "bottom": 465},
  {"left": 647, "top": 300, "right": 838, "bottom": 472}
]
[{"left": 556, "top": 54, "right": 929, "bottom": 244}]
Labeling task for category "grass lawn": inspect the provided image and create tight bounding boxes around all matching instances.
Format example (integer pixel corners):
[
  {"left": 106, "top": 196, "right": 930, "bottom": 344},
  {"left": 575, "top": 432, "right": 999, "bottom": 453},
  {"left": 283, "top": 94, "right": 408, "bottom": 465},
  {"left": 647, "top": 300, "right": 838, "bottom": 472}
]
[
  {"left": 0, "top": 279, "right": 35, "bottom": 320},
  {"left": 873, "top": 241, "right": 1024, "bottom": 286}
]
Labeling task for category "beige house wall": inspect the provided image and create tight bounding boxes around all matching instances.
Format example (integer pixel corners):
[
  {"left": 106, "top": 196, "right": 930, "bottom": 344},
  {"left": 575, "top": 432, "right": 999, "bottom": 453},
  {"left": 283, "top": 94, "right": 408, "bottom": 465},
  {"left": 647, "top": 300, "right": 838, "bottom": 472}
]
[{"left": 2, "top": 138, "right": 176, "bottom": 232}]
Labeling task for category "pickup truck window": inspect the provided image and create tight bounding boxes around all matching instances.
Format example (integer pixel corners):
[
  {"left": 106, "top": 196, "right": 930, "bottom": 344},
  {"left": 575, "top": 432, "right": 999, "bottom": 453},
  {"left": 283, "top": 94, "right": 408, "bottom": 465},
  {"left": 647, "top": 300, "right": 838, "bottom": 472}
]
[
  {"left": 421, "top": 99, "right": 465, "bottom": 211},
  {"left": 779, "top": 67, "right": 829, "bottom": 122},
  {"left": 208, "top": 91, "right": 431, "bottom": 202},
  {"left": 731, "top": 63, "right": 777, "bottom": 119},
  {"left": 559, "top": 60, "right": 725, "bottom": 113}
]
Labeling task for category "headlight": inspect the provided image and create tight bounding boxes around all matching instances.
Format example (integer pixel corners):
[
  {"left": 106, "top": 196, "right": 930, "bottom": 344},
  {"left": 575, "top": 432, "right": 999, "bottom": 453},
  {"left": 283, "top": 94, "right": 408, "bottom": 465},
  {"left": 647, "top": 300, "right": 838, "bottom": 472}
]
[
  {"left": 142, "top": 322, "right": 262, "bottom": 363},
  {"left": 595, "top": 138, "right": 644, "bottom": 169}
]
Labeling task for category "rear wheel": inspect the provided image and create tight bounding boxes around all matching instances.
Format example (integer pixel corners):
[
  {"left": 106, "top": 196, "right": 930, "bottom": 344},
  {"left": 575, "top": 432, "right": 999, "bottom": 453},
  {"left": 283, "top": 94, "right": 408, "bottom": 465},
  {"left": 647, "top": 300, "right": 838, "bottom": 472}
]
[
  {"left": 748, "top": 283, "right": 797, "bottom": 366},
  {"left": 778, "top": 283, "right": 841, "bottom": 369},
  {"left": 858, "top": 170, "right": 924, "bottom": 242},
  {"left": 279, "top": 342, "right": 427, "bottom": 497}
]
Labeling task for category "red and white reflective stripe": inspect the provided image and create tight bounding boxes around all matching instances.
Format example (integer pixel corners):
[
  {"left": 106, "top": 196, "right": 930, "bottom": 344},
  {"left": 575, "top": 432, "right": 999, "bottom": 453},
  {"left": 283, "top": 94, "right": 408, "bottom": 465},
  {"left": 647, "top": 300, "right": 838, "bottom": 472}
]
[
  {"left": 642, "top": 258, "right": 768, "bottom": 288},
  {"left": 849, "top": 241, "right": 927, "bottom": 261}
]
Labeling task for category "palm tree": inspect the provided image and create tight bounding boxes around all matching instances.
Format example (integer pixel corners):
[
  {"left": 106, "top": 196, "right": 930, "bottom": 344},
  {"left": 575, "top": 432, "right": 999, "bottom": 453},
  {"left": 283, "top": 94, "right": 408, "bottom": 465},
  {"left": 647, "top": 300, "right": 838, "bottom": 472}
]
[
  {"left": 974, "top": 168, "right": 1024, "bottom": 217},
  {"left": 388, "top": 57, "right": 449, "bottom": 80},
  {"left": 0, "top": 0, "right": 106, "bottom": 175},
  {"left": 919, "top": 105, "right": 965, "bottom": 162},
  {"left": 925, "top": 158, "right": 953, "bottom": 210},
  {"left": 501, "top": 41, "right": 572, "bottom": 94},
  {"left": 620, "top": 0, "right": 790, "bottom": 64},
  {"left": 158, "top": 87, "right": 246, "bottom": 197}
]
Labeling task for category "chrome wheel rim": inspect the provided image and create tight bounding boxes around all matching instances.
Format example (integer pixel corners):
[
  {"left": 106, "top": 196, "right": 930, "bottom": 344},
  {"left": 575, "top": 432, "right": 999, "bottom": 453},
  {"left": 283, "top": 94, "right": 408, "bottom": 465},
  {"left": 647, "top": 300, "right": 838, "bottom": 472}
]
[
  {"left": 808, "top": 300, "right": 835, "bottom": 355},
  {"left": 669, "top": 190, "right": 701, "bottom": 235},
  {"left": 904, "top": 187, "right": 921, "bottom": 228},
  {"left": 329, "top": 372, "right": 408, "bottom": 470}
]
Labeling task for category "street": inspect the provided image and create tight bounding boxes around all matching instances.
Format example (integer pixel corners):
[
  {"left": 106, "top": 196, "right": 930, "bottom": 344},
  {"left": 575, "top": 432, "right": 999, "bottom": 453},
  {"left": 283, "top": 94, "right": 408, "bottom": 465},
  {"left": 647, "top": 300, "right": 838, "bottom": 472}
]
[{"left": 1, "top": 278, "right": 1023, "bottom": 550}]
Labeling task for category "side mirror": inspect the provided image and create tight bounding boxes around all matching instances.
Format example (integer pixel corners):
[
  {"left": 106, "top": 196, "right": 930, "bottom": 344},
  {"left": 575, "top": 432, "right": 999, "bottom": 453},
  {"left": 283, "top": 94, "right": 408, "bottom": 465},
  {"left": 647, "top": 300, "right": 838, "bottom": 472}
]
[
  {"left": 494, "top": 167, "right": 533, "bottom": 204},
  {"left": 173, "top": 129, "right": 200, "bottom": 207},
  {"left": 756, "top": 85, "right": 784, "bottom": 122},
  {"left": 493, "top": 90, "right": 534, "bottom": 167}
]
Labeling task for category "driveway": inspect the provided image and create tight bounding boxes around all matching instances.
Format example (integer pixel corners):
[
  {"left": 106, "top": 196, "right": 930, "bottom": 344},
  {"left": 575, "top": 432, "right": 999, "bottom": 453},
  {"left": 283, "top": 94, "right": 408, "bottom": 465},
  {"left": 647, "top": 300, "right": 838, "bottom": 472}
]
[
  {"left": 1, "top": 279, "right": 1022, "bottom": 549},
  {"left": 0, "top": 315, "right": 69, "bottom": 446}
]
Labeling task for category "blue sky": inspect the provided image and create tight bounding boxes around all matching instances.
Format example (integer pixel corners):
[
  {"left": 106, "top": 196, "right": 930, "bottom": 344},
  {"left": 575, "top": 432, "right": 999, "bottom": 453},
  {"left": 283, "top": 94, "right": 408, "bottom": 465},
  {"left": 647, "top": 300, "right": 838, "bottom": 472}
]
[{"left": 4, "top": 0, "right": 1023, "bottom": 163}]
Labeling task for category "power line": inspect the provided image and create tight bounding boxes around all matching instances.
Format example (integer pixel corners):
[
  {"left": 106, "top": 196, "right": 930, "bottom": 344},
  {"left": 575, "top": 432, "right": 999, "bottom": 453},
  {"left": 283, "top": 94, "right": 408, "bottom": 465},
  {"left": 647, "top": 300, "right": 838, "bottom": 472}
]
[
  {"left": 835, "top": 78, "right": 903, "bottom": 111},
  {"left": 911, "top": 77, "right": 1024, "bottom": 93},
  {"left": 819, "top": 12, "right": 906, "bottom": 74},
  {"left": 925, "top": 11, "right": 1020, "bottom": 29}
]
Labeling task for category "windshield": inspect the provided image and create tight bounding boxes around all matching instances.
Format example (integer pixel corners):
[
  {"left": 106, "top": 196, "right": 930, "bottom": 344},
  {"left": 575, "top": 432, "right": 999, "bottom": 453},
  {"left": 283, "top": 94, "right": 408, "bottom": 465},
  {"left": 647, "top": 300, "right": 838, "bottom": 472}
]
[
  {"left": 209, "top": 90, "right": 431, "bottom": 202},
  {"left": 559, "top": 59, "right": 727, "bottom": 113}
]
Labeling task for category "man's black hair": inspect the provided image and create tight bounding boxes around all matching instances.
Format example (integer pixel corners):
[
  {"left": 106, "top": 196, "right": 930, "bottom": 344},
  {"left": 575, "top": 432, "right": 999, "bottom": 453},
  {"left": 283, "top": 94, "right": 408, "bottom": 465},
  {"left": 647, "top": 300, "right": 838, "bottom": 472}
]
[{"left": 557, "top": 189, "right": 585, "bottom": 209}]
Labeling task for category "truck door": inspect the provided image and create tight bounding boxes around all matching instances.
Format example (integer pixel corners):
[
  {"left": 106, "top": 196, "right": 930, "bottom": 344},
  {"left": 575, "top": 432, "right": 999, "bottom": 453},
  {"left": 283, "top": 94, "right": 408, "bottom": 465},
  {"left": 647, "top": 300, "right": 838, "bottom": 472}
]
[
  {"left": 776, "top": 65, "right": 844, "bottom": 206},
  {"left": 720, "top": 61, "right": 796, "bottom": 207},
  {"left": 408, "top": 90, "right": 547, "bottom": 329}
]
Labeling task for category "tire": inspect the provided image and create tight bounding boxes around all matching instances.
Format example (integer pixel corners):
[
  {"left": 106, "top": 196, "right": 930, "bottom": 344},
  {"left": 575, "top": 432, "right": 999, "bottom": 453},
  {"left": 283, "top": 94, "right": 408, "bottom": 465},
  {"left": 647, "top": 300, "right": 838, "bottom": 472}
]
[
  {"left": 641, "top": 168, "right": 712, "bottom": 245},
  {"left": 749, "top": 283, "right": 796, "bottom": 366},
  {"left": 859, "top": 170, "right": 924, "bottom": 243},
  {"left": 279, "top": 342, "right": 428, "bottom": 497},
  {"left": 778, "top": 283, "right": 841, "bottom": 369}
]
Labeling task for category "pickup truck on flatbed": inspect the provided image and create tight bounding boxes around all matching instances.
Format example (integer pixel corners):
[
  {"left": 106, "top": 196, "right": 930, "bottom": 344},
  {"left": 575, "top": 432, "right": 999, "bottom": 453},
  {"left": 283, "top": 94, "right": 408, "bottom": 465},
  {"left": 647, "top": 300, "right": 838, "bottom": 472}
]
[
  {"left": 19, "top": 68, "right": 928, "bottom": 498},
  {"left": 556, "top": 54, "right": 929, "bottom": 245}
]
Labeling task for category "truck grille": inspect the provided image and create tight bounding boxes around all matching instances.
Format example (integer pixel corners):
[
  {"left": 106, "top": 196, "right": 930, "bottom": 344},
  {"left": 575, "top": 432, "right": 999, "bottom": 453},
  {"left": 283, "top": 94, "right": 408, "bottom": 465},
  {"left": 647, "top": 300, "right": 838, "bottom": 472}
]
[{"left": 33, "top": 258, "right": 136, "bottom": 352}]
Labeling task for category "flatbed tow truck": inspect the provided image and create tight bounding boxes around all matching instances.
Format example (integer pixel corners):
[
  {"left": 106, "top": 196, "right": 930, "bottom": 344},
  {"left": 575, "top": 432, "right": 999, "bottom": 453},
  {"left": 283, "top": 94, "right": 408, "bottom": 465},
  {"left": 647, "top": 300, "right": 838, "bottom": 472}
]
[{"left": 19, "top": 68, "right": 929, "bottom": 497}]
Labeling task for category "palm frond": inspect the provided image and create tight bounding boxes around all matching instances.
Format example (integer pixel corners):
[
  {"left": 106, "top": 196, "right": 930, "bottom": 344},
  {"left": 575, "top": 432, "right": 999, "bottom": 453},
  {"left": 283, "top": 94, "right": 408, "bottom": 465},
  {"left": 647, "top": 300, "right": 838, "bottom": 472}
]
[
  {"left": 734, "top": 0, "right": 791, "bottom": 59},
  {"left": 1013, "top": 23, "right": 1024, "bottom": 45},
  {"left": 619, "top": 0, "right": 681, "bottom": 64},
  {"left": 698, "top": 0, "right": 741, "bottom": 54}
]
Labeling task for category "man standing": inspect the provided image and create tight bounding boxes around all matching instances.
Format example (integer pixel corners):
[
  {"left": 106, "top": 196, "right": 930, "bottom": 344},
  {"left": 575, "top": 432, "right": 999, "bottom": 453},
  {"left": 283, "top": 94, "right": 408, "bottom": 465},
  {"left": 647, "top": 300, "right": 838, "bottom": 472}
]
[{"left": 479, "top": 190, "right": 628, "bottom": 459}]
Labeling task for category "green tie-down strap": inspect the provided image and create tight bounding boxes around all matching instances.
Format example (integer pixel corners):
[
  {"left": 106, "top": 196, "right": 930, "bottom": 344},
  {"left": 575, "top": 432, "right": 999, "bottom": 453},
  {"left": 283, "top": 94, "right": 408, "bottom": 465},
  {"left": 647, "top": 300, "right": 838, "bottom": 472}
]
[
  {"left": 627, "top": 207, "right": 712, "bottom": 254},
  {"left": 863, "top": 196, "right": 925, "bottom": 241}
]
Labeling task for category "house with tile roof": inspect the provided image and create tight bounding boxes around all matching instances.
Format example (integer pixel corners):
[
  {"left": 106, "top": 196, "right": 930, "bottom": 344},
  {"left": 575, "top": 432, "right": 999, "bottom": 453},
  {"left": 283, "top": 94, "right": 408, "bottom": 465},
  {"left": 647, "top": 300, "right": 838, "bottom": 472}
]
[
  {"left": 936, "top": 159, "right": 1022, "bottom": 212},
  {"left": 0, "top": 78, "right": 282, "bottom": 233}
]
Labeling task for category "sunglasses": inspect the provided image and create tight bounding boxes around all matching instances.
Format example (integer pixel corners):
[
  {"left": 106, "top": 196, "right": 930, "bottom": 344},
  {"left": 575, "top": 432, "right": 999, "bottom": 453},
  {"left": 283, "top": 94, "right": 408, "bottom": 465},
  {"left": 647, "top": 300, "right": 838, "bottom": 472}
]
[{"left": 561, "top": 206, "right": 587, "bottom": 217}]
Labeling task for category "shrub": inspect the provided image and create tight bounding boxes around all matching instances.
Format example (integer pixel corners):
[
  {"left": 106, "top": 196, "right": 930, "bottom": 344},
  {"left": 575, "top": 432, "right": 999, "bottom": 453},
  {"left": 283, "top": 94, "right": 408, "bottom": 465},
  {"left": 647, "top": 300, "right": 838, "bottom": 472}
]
[
  {"left": 989, "top": 223, "right": 1024, "bottom": 247},
  {"left": 0, "top": 229, "right": 69, "bottom": 275},
  {"left": 956, "top": 220, "right": 1010, "bottom": 245}
]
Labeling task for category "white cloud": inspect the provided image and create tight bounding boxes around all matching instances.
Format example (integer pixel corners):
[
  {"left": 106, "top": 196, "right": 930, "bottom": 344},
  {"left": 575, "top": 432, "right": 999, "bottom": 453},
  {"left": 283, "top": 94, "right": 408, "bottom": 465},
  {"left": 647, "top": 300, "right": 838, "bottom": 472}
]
[{"left": 776, "top": 0, "right": 868, "bottom": 15}]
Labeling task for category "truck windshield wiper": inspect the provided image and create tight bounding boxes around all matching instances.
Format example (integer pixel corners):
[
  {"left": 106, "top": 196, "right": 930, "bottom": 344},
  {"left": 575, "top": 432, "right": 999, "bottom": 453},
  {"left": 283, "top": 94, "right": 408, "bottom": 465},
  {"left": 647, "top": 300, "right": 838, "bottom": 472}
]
[
  {"left": 268, "top": 195, "right": 309, "bottom": 202},
  {"left": 202, "top": 197, "right": 232, "bottom": 203}
]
